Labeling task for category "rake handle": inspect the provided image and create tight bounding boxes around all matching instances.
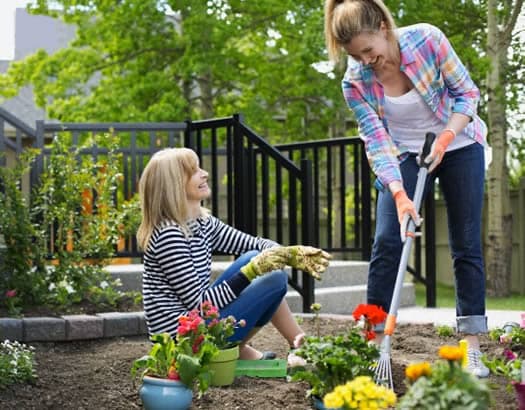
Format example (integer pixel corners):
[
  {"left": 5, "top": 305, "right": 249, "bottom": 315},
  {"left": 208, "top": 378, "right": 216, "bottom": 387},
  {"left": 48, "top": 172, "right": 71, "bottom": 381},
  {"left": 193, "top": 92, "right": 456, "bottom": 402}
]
[{"left": 384, "top": 314, "right": 397, "bottom": 336}]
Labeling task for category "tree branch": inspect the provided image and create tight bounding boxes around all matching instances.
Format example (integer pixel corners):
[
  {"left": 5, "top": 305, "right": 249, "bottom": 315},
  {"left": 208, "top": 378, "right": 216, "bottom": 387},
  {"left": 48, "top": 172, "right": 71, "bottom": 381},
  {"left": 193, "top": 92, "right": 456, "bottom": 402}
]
[{"left": 503, "top": 0, "right": 524, "bottom": 42}]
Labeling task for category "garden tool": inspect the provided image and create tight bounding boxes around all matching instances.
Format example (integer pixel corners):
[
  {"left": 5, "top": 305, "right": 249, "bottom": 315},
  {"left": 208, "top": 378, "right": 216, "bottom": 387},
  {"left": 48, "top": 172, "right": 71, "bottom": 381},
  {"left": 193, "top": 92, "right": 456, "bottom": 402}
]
[{"left": 374, "top": 132, "right": 436, "bottom": 390}]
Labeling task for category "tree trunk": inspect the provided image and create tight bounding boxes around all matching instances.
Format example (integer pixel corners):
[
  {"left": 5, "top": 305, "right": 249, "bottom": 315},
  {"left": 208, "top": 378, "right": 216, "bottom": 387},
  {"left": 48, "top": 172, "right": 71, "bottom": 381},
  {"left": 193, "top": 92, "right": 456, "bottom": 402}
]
[{"left": 485, "top": 0, "right": 514, "bottom": 296}]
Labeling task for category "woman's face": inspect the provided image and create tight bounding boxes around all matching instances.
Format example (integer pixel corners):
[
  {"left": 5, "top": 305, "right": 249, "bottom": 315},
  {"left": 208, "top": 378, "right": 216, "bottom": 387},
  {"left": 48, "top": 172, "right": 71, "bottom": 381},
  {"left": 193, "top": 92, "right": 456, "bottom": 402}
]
[
  {"left": 185, "top": 160, "right": 211, "bottom": 203},
  {"left": 343, "top": 24, "right": 391, "bottom": 70}
]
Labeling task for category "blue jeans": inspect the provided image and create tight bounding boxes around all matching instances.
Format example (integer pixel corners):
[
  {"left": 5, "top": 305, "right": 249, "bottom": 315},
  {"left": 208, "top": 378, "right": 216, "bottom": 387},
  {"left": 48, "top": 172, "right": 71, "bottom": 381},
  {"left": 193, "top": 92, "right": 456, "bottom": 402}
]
[
  {"left": 368, "top": 142, "right": 487, "bottom": 334},
  {"left": 211, "top": 250, "right": 288, "bottom": 342}
]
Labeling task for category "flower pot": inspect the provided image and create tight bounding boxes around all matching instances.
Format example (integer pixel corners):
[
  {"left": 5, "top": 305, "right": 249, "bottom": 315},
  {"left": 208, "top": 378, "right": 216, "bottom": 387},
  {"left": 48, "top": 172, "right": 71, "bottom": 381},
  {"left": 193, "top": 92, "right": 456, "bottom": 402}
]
[
  {"left": 313, "top": 396, "right": 342, "bottom": 410},
  {"left": 139, "top": 376, "right": 193, "bottom": 410},
  {"left": 209, "top": 345, "right": 239, "bottom": 386},
  {"left": 514, "top": 382, "right": 525, "bottom": 410}
]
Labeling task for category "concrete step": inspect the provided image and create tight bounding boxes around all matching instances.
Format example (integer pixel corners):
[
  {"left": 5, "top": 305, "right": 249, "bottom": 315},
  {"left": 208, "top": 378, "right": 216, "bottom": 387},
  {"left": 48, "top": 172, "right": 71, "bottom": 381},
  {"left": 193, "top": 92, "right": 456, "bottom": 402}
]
[
  {"left": 106, "top": 260, "right": 370, "bottom": 291},
  {"left": 105, "top": 261, "right": 416, "bottom": 314}
]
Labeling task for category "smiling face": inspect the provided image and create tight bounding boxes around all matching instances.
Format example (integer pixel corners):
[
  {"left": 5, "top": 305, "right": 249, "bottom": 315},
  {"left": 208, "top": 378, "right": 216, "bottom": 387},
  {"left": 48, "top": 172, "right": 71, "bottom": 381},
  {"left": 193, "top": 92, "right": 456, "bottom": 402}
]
[
  {"left": 185, "top": 158, "right": 211, "bottom": 208},
  {"left": 343, "top": 23, "right": 392, "bottom": 70}
]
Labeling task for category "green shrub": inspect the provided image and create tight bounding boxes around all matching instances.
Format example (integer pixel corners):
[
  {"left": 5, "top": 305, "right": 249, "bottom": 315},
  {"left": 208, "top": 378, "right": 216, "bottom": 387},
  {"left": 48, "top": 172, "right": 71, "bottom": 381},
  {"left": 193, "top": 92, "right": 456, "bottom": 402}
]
[{"left": 0, "top": 340, "right": 36, "bottom": 388}]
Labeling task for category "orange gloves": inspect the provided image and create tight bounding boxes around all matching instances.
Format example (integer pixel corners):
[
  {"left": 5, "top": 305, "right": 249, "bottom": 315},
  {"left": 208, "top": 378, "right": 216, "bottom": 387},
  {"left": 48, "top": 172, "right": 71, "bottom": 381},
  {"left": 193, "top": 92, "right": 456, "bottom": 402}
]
[
  {"left": 393, "top": 190, "right": 421, "bottom": 242},
  {"left": 424, "top": 129, "right": 455, "bottom": 172}
]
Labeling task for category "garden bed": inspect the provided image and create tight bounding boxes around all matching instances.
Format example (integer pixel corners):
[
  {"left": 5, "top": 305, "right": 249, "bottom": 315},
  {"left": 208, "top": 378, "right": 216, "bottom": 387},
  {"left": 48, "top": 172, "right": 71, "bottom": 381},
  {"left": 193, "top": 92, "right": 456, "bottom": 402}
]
[{"left": 0, "top": 318, "right": 517, "bottom": 409}]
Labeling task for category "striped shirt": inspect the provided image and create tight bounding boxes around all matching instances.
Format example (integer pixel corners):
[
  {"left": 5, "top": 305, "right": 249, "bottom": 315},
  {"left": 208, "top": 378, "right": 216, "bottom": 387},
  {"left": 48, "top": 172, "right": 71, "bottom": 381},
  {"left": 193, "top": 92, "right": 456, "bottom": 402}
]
[
  {"left": 342, "top": 23, "right": 488, "bottom": 187},
  {"left": 142, "top": 215, "right": 277, "bottom": 337}
]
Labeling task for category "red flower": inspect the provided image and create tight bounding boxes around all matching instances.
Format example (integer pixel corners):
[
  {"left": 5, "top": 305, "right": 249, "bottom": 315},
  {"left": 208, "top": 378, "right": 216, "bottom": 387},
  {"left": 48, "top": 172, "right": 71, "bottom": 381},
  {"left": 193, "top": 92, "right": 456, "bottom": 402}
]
[
  {"left": 352, "top": 304, "right": 387, "bottom": 326},
  {"left": 6, "top": 289, "right": 17, "bottom": 298},
  {"left": 167, "top": 365, "right": 180, "bottom": 380}
]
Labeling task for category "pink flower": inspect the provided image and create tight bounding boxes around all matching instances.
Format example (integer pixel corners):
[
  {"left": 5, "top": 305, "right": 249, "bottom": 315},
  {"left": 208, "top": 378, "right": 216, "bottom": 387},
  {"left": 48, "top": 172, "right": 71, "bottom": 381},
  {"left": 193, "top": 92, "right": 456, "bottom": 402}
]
[
  {"left": 503, "top": 349, "right": 517, "bottom": 361},
  {"left": 499, "top": 334, "right": 512, "bottom": 344},
  {"left": 6, "top": 289, "right": 17, "bottom": 298}
]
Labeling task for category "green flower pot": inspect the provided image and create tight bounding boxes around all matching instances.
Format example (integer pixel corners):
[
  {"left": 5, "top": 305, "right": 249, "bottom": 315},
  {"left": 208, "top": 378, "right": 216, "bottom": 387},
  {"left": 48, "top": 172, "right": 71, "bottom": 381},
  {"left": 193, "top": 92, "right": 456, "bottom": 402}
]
[{"left": 209, "top": 345, "right": 239, "bottom": 386}]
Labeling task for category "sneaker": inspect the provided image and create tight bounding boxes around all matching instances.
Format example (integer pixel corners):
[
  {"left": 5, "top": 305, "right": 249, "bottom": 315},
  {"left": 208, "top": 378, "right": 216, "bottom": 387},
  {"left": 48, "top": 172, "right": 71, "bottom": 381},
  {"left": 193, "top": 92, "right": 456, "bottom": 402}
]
[{"left": 466, "top": 348, "right": 489, "bottom": 378}]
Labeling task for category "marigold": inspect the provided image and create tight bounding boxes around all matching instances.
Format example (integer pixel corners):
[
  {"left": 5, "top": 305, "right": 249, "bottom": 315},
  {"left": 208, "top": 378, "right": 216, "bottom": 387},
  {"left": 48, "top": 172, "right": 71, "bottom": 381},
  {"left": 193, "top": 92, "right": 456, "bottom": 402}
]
[
  {"left": 405, "top": 362, "right": 431, "bottom": 381},
  {"left": 438, "top": 345, "right": 464, "bottom": 362}
]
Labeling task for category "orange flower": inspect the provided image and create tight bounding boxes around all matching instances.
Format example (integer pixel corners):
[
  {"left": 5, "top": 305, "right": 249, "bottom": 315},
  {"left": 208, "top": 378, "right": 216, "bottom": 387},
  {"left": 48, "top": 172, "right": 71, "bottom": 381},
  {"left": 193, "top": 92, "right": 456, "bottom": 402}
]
[
  {"left": 405, "top": 362, "right": 432, "bottom": 381},
  {"left": 438, "top": 345, "right": 464, "bottom": 362}
]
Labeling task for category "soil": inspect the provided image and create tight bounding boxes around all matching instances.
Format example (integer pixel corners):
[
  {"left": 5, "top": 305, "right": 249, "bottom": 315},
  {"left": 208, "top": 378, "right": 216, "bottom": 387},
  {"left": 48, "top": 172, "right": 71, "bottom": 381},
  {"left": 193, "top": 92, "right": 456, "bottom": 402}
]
[{"left": 0, "top": 317, "right": 518, "bottom": 410}]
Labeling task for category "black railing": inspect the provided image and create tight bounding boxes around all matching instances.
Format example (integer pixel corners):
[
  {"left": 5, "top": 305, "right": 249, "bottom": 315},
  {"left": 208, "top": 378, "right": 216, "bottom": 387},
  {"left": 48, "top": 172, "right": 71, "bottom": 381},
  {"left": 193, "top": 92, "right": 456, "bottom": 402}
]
[{"left": 0, "top": 109, "right": 437, "bottom": 308}]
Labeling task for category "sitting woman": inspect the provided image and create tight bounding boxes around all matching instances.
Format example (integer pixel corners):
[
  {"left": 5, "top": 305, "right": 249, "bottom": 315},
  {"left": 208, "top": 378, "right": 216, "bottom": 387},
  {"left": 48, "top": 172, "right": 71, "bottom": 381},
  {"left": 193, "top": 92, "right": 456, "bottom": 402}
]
[{"left": 136, "top": 147, "right": 331, "bottom": 360}]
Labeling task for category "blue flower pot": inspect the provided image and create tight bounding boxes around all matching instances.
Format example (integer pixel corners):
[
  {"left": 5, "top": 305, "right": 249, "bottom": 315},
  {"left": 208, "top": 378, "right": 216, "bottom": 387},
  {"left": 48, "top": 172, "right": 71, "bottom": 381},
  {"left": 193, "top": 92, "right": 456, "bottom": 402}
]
[
  {"left": 139, "top": 376, "right": 193, "bottom": 410},
  {"left": 313, "top": 396, "right": 342, "bottom": 410}
]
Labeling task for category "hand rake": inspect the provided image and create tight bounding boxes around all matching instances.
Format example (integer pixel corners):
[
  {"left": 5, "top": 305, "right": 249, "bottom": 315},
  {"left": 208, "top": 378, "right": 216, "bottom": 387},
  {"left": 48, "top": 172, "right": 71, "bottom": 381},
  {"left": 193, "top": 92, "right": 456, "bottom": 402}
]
[{"left": 374, "top": 132, "right": 436, "bottom": 390}]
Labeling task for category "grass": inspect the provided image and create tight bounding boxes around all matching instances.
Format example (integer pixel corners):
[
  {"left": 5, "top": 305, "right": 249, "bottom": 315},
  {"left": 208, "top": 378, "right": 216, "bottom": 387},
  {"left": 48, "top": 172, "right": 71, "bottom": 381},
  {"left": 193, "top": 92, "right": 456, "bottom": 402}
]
[{"left": 415, "top": 281, "right": 525, "bottom": 310}]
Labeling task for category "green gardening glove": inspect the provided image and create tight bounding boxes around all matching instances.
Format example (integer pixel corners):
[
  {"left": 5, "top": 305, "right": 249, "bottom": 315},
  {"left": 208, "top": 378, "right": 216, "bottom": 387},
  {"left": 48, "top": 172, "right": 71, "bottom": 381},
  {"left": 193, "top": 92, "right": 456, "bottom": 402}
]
[
  {"left": 285, "top": 245, "right": 332, "bottom": 280},
  {"left": 240, "top": 246, "right": 332, "bottom": 281},
  {"left": 240, "top": 248, "right": 289, "bottom": 281}
]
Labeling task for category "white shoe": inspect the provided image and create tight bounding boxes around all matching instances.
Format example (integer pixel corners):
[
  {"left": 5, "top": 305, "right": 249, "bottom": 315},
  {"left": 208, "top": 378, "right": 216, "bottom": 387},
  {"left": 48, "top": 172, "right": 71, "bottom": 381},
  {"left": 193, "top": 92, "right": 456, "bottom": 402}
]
[{"left": 465, "top": 349, "right": 489, "bottom": 378}]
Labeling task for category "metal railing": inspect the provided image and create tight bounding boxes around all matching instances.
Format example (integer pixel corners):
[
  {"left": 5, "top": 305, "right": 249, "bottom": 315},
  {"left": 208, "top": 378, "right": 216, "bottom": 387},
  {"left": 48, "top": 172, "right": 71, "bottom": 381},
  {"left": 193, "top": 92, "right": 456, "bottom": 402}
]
[{"left": 1, "top": 109, "right": 437, "bottom": 308}]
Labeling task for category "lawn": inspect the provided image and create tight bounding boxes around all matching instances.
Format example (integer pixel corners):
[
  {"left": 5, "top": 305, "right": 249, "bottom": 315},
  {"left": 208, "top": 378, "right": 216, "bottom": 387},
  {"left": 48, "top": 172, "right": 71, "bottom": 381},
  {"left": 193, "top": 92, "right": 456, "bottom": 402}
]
[{"left": 415, "top": 281, "right": 525, "bottom": 310}]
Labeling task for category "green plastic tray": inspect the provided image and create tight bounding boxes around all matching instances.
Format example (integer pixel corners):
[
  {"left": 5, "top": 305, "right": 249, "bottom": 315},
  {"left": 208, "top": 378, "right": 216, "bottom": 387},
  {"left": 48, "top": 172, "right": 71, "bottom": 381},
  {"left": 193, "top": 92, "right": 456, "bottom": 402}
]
[{"left": 235, "top": 359, "right": 287, "bottom": 378}]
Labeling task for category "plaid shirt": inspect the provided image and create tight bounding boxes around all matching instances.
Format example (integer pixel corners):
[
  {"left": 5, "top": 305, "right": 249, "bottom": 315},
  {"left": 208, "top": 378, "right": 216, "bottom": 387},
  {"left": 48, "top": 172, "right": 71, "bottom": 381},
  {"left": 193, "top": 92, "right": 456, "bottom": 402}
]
[{"left": 342, "top": 23, "right": 487, "bottom": 187}]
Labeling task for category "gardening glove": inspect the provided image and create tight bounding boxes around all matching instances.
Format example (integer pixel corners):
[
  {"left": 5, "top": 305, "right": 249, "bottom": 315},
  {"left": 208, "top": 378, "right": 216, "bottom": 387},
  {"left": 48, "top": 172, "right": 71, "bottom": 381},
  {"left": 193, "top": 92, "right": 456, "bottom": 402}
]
[
  {"left": 423, "top": 129, "right": 455, "bottom": 172},
  {"left": 393, "top": 189, "right": 421, "bottom": 242},
  {"left": 283, "top": 245, "right": 331, "bottom": 280},
  {"left": 240, "top": 248, "right": 289, "bottom": 281}
]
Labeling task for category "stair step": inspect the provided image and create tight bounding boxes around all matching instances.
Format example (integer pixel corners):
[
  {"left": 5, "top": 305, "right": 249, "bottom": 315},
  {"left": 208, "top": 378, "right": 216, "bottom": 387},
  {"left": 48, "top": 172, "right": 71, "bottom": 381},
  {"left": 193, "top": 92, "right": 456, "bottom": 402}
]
[{"left": 105, "top": 262, "right": 417, "bottom": 315}]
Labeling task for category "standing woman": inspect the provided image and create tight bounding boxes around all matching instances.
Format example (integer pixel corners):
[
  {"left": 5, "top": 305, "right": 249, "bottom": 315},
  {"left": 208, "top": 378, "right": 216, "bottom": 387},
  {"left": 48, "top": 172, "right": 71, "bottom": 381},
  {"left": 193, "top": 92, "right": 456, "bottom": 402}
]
[
  {"left": 137, "top": 147, "right": 331, "bottom": 360},
  {"left": 324, "top": 0, "right": 489, "bottom": 376}
]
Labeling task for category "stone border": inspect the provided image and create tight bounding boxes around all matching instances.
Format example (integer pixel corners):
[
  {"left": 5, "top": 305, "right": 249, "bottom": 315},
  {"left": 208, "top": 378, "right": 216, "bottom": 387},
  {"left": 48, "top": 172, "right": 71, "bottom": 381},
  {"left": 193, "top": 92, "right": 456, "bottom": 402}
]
[{"left": 0, "top": 311, "right": 147, "bottom": 342}]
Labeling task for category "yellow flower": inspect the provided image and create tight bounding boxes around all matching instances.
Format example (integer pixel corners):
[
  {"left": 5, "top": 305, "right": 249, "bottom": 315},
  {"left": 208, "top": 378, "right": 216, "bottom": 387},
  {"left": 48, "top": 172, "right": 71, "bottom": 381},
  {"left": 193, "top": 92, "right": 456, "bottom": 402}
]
[
  {"left": 323, "top": 376, "right": 396, "bottom": 409},
  {"left": 438, "top": 345, "right": 464, "bottom": 362},
  {"left": 405, "top": 362, "right": 432, "bottom": 381},
  {"left": 324, "top": 392, "right": 344, "bottom": 409}
]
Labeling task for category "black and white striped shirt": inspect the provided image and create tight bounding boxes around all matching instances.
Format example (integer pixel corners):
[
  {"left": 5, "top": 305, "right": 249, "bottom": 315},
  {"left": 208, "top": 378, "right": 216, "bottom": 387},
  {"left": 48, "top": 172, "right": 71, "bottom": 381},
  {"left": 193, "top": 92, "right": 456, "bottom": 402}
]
[{"left": 142, "top": 215, "right": 277, "bottom": 337}]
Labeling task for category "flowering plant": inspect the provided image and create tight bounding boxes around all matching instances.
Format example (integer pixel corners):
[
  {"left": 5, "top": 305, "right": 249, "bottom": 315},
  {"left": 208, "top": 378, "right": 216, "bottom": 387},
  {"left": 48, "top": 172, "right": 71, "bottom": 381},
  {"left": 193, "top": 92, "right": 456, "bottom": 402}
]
[
  {"left": 352, "top": 303, "right": 387, "bottom": 341},
  {"left": 0, "top": 340, "right": 36, "bottom": 388},
  {"left": 199, "top": 300, "right": 246, "bottom": 349},
  {"left": 484, "top": 322, "right": 525, "bottom": 388},
  {"left": 398, "top": 343, "right": 491, "bottom": 409},
  {"left": 131, "top": 302, "right": 245, "bottom": 395},
  {"left": 3, "top": 289, "right": 22, "bottom": 317},
  {"left": 323, "top": 376, "right": 396, "bottom": 409},
  {"left": 289, "top": 304, "right": 380, "bottom": 399}
]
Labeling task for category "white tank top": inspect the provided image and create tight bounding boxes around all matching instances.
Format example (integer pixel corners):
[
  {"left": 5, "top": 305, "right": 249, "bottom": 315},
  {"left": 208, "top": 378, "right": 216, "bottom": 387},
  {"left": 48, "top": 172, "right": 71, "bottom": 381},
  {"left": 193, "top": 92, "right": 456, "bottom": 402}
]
[{"left": 384, "top": 88, "right": 474, "bottom": 153}]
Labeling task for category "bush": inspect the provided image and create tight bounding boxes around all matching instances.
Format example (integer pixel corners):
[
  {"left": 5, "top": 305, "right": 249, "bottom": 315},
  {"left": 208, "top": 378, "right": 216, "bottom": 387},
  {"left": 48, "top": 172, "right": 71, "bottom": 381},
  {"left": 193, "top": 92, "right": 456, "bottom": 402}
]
[{"left": 0, "top": 340, "right": 36, "bottom": 388}]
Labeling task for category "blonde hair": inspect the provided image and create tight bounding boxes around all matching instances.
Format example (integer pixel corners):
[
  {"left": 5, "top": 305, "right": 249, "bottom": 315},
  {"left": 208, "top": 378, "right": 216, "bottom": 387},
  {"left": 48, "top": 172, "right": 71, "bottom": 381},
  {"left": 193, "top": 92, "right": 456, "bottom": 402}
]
[
  {"left": 136, "top": 147, "right": 207, "bottom": 251},
  {"left": 324, "top": 0, "right": 397, "bottom": 63}
]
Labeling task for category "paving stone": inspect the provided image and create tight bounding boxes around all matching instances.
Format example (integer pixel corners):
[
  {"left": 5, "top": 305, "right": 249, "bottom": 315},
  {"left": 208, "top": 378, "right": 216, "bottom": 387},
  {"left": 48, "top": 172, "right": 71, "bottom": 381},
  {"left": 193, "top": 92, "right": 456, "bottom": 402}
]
[
  {"left": 23, "top": 317, "right": 66, "bottom": 342},
  {"left": 63, "top": 314, "right": 104, "bottom": 340},
  {"left": 136, "top": 311, "right": 148, "bottom": 335},
  {"left": 97, "top": 312, "right": 140, "bottom": 338},
  {"left": 0, "top": 318, "right": 23, "bottom": 341}
]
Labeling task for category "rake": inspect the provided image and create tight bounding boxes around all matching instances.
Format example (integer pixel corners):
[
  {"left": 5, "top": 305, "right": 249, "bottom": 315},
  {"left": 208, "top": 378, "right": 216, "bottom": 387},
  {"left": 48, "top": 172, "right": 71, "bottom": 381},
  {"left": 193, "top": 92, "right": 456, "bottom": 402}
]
[{"left": 374, "top": 132, "right": 436, "bottom": 390}]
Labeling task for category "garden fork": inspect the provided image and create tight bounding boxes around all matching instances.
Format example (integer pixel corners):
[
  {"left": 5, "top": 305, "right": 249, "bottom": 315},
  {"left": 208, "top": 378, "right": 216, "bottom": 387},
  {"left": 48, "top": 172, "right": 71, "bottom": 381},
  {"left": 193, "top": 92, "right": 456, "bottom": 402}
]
[{"left": 374, "top": 132, "right": 436, "bottom": 390}]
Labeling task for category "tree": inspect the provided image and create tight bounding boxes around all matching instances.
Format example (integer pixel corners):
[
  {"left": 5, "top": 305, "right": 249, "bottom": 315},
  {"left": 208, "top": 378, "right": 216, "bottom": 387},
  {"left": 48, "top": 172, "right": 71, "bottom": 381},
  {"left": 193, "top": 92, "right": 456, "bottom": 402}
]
[
  {"left": 485, "top": 0, "right": 524, "bottom": 296},
  {"left": 0, "top": 0, "right": 347, "bottom": 142}
]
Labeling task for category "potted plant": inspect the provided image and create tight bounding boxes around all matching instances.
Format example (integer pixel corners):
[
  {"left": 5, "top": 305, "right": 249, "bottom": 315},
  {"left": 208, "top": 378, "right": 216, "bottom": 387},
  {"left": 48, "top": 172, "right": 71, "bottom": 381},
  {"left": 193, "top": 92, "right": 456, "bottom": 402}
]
[
  {"left": 131, "top": 311, "right": 219, "bottom": 410},
  {"left": 289, "top": 304, "right": 383, "bottom": 409},
  {"left": 199, "top": 300, "right": 246, "bottom": 386},
  {"left": 398, "top": 343, "right": 491, "bottom": 409}
]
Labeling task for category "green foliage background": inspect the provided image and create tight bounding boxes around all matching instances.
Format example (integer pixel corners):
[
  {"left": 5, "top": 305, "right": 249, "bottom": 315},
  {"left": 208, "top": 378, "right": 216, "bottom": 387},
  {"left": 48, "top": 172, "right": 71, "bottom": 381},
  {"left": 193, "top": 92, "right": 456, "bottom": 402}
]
[{"left": 0, "top": 0, "right": 523, "bottom": 175}]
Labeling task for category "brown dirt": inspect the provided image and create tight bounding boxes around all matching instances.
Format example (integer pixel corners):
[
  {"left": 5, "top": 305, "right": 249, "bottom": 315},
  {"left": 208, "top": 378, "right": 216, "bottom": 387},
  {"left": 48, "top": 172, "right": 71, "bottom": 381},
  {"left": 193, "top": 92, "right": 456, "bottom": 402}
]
[{"left": 0, "top": 317, "right": 517, "bottom": 410}]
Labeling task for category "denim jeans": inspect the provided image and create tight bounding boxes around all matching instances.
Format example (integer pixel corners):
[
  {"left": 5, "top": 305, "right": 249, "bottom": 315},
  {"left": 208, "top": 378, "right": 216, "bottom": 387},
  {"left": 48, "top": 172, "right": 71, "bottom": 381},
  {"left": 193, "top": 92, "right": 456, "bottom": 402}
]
[
  {"left": 368, "top": 142, "right": 487, "bottom": 334},
  {"left": 211, "top": 250, "right": 288, "bottom": 342}
]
